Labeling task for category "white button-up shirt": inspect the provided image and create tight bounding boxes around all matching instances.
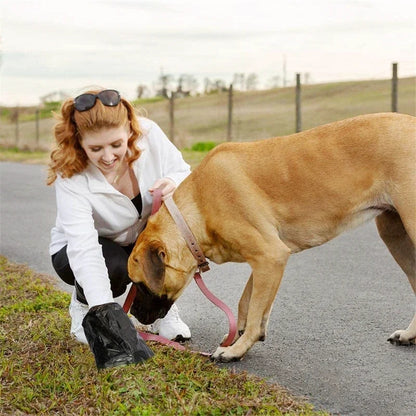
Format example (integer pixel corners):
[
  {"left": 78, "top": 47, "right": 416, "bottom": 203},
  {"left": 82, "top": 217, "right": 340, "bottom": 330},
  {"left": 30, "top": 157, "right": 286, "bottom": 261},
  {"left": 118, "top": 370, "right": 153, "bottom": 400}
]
[{"left": 50, "top": 117, "right": 191, "bottom": 306}]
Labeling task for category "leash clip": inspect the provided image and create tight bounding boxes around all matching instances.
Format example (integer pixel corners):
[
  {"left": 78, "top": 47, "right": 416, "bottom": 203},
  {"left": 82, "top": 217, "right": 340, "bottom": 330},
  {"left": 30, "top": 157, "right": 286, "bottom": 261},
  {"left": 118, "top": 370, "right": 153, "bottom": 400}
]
[{"left": 198, "top": 261, "right": 210, "bottom": 273}]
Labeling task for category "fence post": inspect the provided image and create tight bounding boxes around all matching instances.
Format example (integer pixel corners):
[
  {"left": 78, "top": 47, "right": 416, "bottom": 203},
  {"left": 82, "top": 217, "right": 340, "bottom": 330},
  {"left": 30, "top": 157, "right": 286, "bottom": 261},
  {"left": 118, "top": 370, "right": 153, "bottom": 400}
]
[
  {"left": 169, "top": 92, "right": 175, "bottom": 144},
  {"left": 295, "top": 73, "right": 302, "bottom": 133},
  {"left": 15, "top": 106, "right": 20, "bottom": 147},
  {"left": 391, "top": 62, "right": 398, "bottom": 113},
  {"left": 36, "top": 108, "right": 40, "bottom": 149},
  {"left": 227, "top": 83, "right": 233, "bottom": 141}
]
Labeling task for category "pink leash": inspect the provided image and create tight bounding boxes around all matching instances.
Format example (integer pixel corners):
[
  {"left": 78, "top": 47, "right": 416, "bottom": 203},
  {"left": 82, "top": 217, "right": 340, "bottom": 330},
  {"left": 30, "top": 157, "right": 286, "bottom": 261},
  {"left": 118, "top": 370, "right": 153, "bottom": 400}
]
[{"left": 123, "top": 188, "right": 237, "bottom": 356}]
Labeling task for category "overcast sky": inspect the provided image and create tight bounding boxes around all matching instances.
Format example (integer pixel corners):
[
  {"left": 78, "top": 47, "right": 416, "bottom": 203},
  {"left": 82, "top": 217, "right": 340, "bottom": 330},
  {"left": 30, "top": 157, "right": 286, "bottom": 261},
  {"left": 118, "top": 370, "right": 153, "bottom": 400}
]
[{"left": 1, "top": 0, "right": 415, "bottom": 105}]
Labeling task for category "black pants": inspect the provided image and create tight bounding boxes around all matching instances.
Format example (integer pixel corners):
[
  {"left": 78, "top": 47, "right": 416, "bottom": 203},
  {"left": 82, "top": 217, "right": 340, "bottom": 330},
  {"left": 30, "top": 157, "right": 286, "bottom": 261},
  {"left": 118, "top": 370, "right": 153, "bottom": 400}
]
[{"left": 51, "top": 237, "right": 134, "bottom": 305}]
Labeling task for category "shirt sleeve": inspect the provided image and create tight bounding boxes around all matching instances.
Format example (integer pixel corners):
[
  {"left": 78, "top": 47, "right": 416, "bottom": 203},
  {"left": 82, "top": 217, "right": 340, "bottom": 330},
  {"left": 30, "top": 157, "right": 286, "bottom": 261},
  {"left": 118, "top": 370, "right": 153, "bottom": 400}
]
[
  {"left": 55, "top": 178, "right": 113, "bottom": 307},
  {"left": 147, "top": 121, "right": 191, "bottom": 185}
]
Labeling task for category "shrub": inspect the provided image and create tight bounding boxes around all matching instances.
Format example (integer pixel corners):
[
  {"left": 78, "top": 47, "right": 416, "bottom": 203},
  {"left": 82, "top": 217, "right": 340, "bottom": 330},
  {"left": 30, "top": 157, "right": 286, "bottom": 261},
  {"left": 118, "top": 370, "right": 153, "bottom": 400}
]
[{"left": 191, "top": 141, "right": 217, "bottom": 152}]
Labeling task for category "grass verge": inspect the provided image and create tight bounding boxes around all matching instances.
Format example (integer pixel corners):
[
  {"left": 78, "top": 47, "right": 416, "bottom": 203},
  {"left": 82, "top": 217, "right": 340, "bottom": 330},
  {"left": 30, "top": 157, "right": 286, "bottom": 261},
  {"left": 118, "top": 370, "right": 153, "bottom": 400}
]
[
  {"left": 0, "top": 256, "right": 329, "bottom": 415},
  {"left": 0, "top": 146, "right": 209, "bottom": 170},
  {"left": 0, "top": 147, "right": 50, "bottom": 164}
]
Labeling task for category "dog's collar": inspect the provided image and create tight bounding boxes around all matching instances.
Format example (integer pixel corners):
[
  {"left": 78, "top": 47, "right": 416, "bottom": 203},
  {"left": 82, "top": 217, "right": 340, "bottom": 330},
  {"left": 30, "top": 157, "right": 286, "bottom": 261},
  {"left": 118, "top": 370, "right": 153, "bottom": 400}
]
[{"left": 164, "top": 196, "right": 210, "bottom": 273}]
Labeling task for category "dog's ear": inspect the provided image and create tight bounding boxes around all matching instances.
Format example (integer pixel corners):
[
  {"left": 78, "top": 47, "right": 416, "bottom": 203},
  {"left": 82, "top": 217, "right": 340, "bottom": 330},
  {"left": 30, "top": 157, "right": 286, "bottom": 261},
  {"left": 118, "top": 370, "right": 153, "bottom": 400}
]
[{"left": 143, "top": 243, "right": 166, "bottom": 294}]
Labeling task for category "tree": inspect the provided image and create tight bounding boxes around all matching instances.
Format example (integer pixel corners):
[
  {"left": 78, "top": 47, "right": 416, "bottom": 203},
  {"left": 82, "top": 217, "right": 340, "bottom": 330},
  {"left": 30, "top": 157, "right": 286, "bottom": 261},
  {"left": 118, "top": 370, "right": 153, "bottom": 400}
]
[
  {"left": 136, "top": 84, "right": 149, "bottom": 99},
  {"left": 245, "top": 73, "right": 259, "bottom": 91},
  {"left": 176, "top": 74, "right": 198, "bottom": 96},
  {"left": 203, "top": 78, "right": 227, "bottom": 94},
  {"left": 203, "top": 78, "right": 212, "bottom": 94},
  {"left": 232, "top": 73, "right": 245, "bottom": 90},
  {"left": 267, "top": 75, "right": 281, "bottom": 89},
  {"left": 155, "top": 72, "right": 174, "bottom": 98},
  {"left": 303, "top": 72, "right": 312, "bottom": 84}
]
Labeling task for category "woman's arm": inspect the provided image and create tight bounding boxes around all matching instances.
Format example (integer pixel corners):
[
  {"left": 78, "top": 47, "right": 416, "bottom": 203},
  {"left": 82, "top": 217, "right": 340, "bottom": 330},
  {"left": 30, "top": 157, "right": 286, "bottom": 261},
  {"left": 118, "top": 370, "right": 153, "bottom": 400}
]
[
  {"left": 145, "top": 120, "right": 191, "bottom": 197},
  {"left": 55, "top": 178, "right": 113, "bottom": 307}
]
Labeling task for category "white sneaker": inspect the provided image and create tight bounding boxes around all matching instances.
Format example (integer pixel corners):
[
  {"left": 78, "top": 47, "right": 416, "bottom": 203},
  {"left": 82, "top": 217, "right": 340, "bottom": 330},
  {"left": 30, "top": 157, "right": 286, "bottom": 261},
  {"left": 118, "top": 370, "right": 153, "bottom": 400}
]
[
  {"left": 151, "top": 304, "right": 191, "bottom": 341},
  {"left": 69, "top": 289, "right": 89, "bottom": 345}
]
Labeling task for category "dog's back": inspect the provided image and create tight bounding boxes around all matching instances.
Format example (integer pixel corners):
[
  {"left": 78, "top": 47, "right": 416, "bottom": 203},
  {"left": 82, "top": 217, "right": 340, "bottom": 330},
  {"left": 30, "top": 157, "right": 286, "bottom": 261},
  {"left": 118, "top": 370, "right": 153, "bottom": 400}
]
[
  {"left": 197, "top": 112, "right": 415, "bottom": 180},
  {"left": 187, "top": 113, "right": 416, "bottom": 252}
]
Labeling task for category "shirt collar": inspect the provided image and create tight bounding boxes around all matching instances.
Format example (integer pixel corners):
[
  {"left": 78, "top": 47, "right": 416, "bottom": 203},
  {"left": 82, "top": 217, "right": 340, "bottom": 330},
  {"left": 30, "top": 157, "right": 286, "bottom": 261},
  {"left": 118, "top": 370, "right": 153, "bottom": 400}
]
[{"left": 83, "top": 162, "right": 115, "bottom": 193}]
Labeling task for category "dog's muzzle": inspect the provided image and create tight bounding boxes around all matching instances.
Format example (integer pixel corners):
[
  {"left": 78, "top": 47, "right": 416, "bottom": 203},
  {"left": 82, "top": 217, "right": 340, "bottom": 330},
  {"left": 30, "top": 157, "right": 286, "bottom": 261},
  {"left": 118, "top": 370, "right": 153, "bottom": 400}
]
[{"left": 129, "top": 282, "right": 173, "bottom": 325}]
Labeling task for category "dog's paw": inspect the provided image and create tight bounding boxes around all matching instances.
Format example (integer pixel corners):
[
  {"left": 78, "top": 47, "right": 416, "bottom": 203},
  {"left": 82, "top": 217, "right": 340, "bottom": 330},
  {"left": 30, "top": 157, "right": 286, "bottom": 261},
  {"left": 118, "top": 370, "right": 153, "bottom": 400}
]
[
  {"left": 211, "top": 346, "right": 244, "bottom": 363},
  {"left": 388, "top": 329, "right": 416, "bottom": 346}
]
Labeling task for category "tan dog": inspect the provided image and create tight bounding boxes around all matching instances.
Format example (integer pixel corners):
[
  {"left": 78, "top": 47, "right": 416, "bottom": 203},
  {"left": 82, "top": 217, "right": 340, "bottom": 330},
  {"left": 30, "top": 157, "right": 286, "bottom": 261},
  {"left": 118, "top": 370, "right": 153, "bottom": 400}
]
[{"left": 128, "top": 113, "right": 416, "bottom": 362}]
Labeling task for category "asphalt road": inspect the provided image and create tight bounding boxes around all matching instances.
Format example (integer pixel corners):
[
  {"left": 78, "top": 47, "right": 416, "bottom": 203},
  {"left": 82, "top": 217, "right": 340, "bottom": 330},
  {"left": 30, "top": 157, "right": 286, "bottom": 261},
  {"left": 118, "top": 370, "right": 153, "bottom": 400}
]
[{"left": 1, "top": 161, "right": 415, "bottom": 416}]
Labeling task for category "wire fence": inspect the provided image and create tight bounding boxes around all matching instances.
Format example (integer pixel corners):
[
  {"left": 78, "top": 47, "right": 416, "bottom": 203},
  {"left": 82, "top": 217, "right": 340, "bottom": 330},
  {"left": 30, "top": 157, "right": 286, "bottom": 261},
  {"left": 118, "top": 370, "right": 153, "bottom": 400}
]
[{"left": 0, "top": 63, "right": 414, "bottom": 151}]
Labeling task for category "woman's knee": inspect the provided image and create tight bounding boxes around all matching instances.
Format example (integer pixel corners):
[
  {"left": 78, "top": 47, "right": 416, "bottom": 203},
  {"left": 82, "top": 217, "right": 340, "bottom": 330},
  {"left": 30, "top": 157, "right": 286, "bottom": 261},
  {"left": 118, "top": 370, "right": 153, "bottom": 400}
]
[{"left": 52, "top": 238, "right": 132, "bottom": 299}]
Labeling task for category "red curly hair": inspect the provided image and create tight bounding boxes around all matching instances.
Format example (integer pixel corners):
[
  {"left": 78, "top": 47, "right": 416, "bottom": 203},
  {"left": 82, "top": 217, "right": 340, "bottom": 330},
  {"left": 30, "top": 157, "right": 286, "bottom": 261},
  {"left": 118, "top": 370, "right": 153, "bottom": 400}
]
[{"left": 47, "top": 90, "right": 142, "bottom": 185}]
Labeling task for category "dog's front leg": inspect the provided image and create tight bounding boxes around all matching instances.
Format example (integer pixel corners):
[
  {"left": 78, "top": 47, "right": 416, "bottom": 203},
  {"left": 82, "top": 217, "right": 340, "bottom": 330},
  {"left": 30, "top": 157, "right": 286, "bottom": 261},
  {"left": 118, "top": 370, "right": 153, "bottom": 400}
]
[
  {"left": 237, "top": 273, "right": 253, "bottom": 335},
  {"left": 212, "top": 241, "right": 290, "bottom": 362},
  {"left": 388, "top": 309, "right": 416, "bottom": 345},
  {"left": 220, "top": 273, "right": 253, "bottom": 346},
  {"left": 220, "top": 273, "right": 255, "bottom": 346}
]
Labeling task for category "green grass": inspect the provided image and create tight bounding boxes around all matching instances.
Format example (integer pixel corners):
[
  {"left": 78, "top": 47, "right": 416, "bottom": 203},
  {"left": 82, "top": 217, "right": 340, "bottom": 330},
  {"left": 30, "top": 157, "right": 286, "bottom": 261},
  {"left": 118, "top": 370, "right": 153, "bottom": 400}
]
[
  {"left": 0, "top": 146, "right": 51, "bottom": 164},
  {"left": 0, "top": 256, "right": 329, "bottom": 415},
  {"left": 0, "top": 101, "right": 61, "bottom": 122},
  {"left": 190, "top": 141, "right": 218, "bottom": 152},
  {"left": 0, "top": 146, "right": 208, "bottom": 170},
  {"left": 132, "top": 96, "right": 166, "bottom": 106}
]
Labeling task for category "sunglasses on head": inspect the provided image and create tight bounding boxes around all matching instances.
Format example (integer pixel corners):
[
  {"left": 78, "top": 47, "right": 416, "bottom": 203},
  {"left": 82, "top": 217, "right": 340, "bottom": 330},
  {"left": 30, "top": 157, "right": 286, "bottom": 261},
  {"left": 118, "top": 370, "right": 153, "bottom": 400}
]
[{"left": 73, "top": 89, "right": 121, "bottom": 112}]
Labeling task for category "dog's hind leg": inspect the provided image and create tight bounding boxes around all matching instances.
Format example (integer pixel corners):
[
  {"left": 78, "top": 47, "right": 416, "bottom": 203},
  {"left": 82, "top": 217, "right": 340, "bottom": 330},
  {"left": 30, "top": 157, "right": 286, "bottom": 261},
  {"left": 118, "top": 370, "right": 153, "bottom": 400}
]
[{"left": 376, "top": 210, "right": 416, "bottom": 345}]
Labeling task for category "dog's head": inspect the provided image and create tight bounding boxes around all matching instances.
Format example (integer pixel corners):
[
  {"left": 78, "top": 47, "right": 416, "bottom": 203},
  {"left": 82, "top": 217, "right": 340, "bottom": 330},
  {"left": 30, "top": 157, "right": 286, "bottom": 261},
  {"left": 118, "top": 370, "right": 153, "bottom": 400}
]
[{"left": 127, "top": 209, "right": 197, "bottom": 324}]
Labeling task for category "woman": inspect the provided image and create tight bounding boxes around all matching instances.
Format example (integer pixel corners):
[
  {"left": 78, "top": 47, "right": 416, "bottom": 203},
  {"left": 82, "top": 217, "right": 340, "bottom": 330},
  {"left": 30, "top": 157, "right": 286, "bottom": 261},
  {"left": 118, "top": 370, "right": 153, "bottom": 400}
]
[{"left": 47, "top": 89, "right": 191, "bottom": 367}]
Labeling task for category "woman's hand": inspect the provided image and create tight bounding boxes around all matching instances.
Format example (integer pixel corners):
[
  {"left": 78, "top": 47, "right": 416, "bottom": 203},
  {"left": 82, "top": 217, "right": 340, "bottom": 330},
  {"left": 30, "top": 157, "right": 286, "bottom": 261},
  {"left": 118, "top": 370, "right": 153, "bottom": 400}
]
[{"left": 149, "top": 178, "right": 177, "bottom": 200}]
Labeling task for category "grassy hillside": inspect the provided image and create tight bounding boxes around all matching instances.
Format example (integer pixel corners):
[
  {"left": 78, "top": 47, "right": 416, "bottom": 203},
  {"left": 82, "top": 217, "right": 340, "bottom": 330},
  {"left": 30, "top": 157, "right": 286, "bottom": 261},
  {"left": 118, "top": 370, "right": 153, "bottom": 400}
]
[
  {"left": 0, "top": 77, "right": 414, "bottom": 150},
  {"left": 140, "top": 77, "right": 415, "bottom": 147}
]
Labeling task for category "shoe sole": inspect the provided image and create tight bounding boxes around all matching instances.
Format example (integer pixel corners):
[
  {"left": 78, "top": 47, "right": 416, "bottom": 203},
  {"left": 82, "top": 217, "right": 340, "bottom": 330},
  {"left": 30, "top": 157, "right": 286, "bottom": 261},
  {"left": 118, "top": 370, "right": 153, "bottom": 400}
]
[{"left": 172, "top": 335, "right": 191, "bottom": 343}]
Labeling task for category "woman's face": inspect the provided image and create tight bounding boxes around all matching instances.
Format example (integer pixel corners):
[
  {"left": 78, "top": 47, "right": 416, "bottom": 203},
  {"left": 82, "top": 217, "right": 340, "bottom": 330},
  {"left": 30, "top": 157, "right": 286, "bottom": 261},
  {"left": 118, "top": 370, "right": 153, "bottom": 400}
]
[{"left": 80, "top": 126, "right": 130, "bottom": 175}]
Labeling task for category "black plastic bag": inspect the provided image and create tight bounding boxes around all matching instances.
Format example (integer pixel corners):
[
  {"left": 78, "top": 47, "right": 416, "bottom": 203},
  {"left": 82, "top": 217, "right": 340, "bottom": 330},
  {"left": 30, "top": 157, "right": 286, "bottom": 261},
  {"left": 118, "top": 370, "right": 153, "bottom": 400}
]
[{"left": 82, "top": 302, "right": 154, "bottom": 369}]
